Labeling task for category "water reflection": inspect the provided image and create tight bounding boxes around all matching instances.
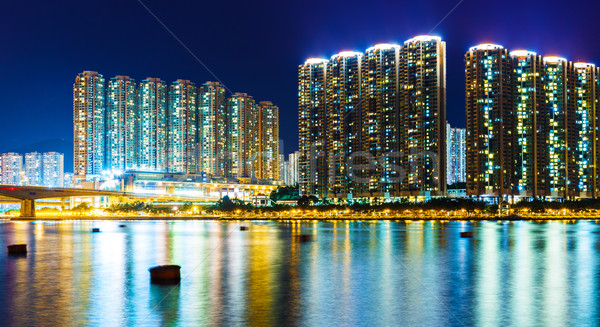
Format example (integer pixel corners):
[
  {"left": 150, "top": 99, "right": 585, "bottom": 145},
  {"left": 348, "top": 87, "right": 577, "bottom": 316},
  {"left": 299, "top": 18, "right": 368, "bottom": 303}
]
[{"left": 0, "top": 219, "right": 599, "bottom": 326}]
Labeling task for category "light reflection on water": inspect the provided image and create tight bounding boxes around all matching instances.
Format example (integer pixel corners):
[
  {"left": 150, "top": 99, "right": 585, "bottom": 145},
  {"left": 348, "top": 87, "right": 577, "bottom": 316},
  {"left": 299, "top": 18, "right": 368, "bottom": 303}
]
[{"left": 0, "top": 220, "right": 599, "bottom": 326}]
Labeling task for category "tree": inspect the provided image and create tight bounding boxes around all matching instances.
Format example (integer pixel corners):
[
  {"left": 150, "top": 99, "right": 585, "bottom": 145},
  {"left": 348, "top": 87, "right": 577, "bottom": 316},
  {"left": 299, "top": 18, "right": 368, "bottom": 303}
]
[
  {"left": 217, "top": 195, "right": 235, "bottom": 211},
  {"left": 269, "top": 185, "right": 299, "bottom": 202},
  {"left": 297, "top": 195, "right": 319, "bottom": 207}
]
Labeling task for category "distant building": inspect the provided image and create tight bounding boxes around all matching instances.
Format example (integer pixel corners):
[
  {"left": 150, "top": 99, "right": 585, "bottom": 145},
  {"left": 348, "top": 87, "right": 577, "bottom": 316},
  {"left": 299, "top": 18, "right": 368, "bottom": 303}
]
[
  {"left": 24, "top": 152, "right": 43, "bottom": 186},
  {"left": 198, "top": 81, "right": 227, "bottom": 177},
  {"left": 279, "top": 154, "right": 287, "bottom": 184},
  {"left": 1, "top": 153, "right": 23, "bottom": 185},
  {"left": 168, "top": 79, "right": 197, "bottom": 174},
  {"left": 106, "top": 75, "right": 137, "bottom": 172},
  {"left": 137, "top": 77, "right": 168, "bottom": 172},
  {"left": 256, "top": 101, "right": 279, "bottom": 181},
  {"left": 287, "top": 151, "right": 299, "bottom": 185},
  {"left": 225, "top": 93, "right": 256, "bottom": 178},
  {"left": 73, "top": 71, "right": 105, "bottom": 178},
  {"left": 71, "top": 71, "right": 279, "bottom": 184},
  {"left": 446, "top": 124, "right": 466, "bottom": 185},
  {"left": 43, "top": 152, "right": 64, "bottom": 187},
  {"left": 63, "top": 173, "right": 74, "bottom": 188}
]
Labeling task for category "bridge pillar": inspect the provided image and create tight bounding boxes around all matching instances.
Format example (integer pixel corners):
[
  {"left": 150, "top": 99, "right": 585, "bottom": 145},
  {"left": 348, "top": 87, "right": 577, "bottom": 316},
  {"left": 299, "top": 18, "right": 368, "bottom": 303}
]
[{"left": 20, "top": 199, "right": 35, "bottom": 218}]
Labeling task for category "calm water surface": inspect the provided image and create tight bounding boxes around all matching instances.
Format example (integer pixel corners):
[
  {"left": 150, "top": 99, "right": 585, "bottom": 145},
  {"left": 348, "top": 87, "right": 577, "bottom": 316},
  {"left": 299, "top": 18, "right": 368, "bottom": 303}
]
[{"left": 0, "top": 219, "right": 599, "bottom": 326}]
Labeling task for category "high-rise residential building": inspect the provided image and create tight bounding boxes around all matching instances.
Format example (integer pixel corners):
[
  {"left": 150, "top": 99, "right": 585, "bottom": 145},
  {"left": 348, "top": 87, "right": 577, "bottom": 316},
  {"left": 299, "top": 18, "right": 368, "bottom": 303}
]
[
  {"left": 286, "top": 151, "right": 299, "bottom": 185},
  {"left": 42, "top": 152, "right": 64, "bottom": 187},
  {"left": 570, "top": 63, "right": 600, "bottom": 198},
  {"left": 0, "top": 156, "right": 2, "bottom": 183},
  {"left": 24, "top": 152, "right": 43, "bottom": 186},
  {"left": 511, "top": 50, "right": 546, "bottom": 197},
  {"left": 1, "top": 153, "right": 23, "bottom": 185},
  {"left": 256, "top": 101, "right": 279, "bottom": 180},
  {"left": 298, "top": 58, "right": 328, "bottom": 197},
  {"left": 298, "top": 36, "right": 447, "bottom": 200},
  {"left": 168, "top": 79, "right": 197, "bottom": 174},
  {"left": 465, "top": 43, "right": 600, "bottom": 200},
  {"left": 465, "top": 44, "right": 514, "bottom": 197},
  {"left": 400, "top": 36, "right": 447, "bottom": 196},
  {"left": 327, "top": 51, "right": 362, "bottom": 198},
  {"left": 279, "top": 154, "right": 287, "bottom": 184},
  {"left": 543, "top": 57, "right": 573, "bottom": 198},
  {"left": 137, "top": 77, "right": 168, "bottom": 172},
  {"left": 225, "top": 93, "right": 256, "bottom": 178},
  {"left": 446, "top": 124, "right": 466, "bottom": 185},
  {"left": 71, "top": 71, "right": 278, "bottom": 183},
  {"left": 198, "top": 81, "right": 227, "bottom": 176},
  {"left": 362, "top": 44, "right": 400, "bottom": 196},
  {"left": 64, "top": 173, "right": 74, "bottom": 188},
  {"left": 73, "top": 71, "right": 105, "bottom": 177},
  {"left": 106, "top": 75, "right": 137, "bottom": 172}
]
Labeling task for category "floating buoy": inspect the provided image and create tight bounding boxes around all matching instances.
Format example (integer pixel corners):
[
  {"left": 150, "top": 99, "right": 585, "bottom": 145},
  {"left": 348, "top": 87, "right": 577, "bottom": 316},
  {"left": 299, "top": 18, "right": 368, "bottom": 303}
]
[
  {"left": 460, "top": 231, "right": 474, "bottom": 238},
  {"left": 240, "top": 226, "right": 249, "bottom": 231},
  {"left": 7, "top": 244, "right": 27, "bottom": 255},
  {"left": 296, "top": 234, "right": 314, "bottom": 242},
  {"left": 149, "top": 265, "right": 181, "bottom": 284},
  {"left": 92, "top": 228, "right": 100, "bottom": 233}
]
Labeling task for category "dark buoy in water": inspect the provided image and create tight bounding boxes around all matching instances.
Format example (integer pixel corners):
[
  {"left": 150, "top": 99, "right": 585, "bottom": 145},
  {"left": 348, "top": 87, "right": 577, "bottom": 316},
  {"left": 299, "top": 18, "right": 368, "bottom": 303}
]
[
  {"left": 7, "top": 244, "right": 27, "bottom": 255},
  {"left": 296, "top": 234, "right": 314, "bottom": 242},
  {"left": 119, "top": 225, "right": 126, "bottom": 228},
  {"left": 240, "top": 226, "right": 249, "bottom": 231},
  {"left": 149, "top": 265, "right": 181, "bottom": 284},
  {"left": 460, "top": 232, "right": 474, "bottom": 238},
  {"left": 92, "top": 228, "right": 100, "bottom": 233}
]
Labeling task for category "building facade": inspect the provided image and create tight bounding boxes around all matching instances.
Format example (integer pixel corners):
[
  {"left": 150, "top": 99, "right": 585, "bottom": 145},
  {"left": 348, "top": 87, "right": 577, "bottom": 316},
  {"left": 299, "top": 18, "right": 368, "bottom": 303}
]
[
  {"left": 1, "top": 153, "right": 23, "bottom": 185},
  {"left": 446, "top": 124, "right": 466, "bottom": 185},
  {"left": 24, "top": 152, "right": 43, "bottom": 186},
  {"left": 168, "top": 79, "right": 197, "bottom": 174},
  {"left": 73, "top": 71, "right": 105, "bottom": 178},
  {"left": 400, "top": 36, "right": 447, "bottom": 196},
  {"left": 571, "top": 63, "right": 600, "bottom": 198},
  {"left": 198, "top": 81, "right": 227, "bottom": 177},
  {"left": 287, "top": 151, "right": 299, "bottom": 185},
  {"left": 465, "top": 43, "right": 600, "bottom": 199},
  {"left": 298, "top": 36, "right": 447, "bottom": 200},
  {"left": 225, "top": 93, "right": 256, "bottom": 178},
  {"left": 42, "top": 152, "right": 64, "bottom": 187},
  {"left": 362, "top": 44, "right": 401, "bottom": 196},
  {"left": 256, "top": 101, "right": 279, "bottom": 181},
  {"left": 544, "top": 57, "right": 573, "bottom": 198},
  {"left": 298, "top": 58, "right": 329, "bottom": 197},
  {"left": 71, "top": 72, "right": 278, "bottom": 184},
  {"left": 327, "top": 51, "right": 362, "bottom": 198},
  {"left": 465, "top": 44, "right": 514, "bottom": 197},
  {"left": 511, "top": 51, "right": 546, "bottom": 197},
  {"left": 106, "top": 75, "right": 137, "bottom": 172},
  {"left": 137, "top": 77, "right": 168, "bottom": 172}
]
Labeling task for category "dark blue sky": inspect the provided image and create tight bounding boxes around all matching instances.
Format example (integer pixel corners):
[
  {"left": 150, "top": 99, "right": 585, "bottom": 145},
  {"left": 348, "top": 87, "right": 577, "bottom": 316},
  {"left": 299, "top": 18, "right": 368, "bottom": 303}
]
[{"left": 1, "top": 0, "right": 599, "bottom": 171}]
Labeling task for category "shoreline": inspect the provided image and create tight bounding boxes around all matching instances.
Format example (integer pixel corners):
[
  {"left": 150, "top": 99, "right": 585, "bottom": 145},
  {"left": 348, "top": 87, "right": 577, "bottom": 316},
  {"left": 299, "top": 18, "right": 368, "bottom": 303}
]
[{"left": 3, "top": 215, "right": 600, "bottom": 222}]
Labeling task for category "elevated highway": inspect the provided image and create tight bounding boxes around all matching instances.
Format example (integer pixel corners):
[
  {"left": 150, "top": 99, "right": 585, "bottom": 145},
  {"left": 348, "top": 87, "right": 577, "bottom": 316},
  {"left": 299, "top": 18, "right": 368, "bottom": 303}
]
[{"left": 0, "top": 185, "right": 211, "bottom": 217}]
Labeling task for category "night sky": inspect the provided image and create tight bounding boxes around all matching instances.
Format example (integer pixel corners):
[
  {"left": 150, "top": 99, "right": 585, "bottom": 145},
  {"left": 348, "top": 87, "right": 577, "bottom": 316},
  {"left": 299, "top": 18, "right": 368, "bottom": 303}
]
[{"left": 1, "top": 0, "right": 599, "bottom": 172}]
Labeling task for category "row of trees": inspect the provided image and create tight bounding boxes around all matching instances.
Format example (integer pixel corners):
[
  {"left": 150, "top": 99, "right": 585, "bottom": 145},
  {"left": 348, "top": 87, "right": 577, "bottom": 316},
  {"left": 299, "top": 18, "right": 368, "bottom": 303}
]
[{"left": 23, "top": 184, "right": 600, "bottom": 216}]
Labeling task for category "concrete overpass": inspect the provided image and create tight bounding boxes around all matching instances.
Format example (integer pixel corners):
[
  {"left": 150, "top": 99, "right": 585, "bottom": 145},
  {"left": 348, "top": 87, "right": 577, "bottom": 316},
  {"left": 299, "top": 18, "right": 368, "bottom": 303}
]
[{"left": 0, "top": 185, "right": 209, "bottom": 217}]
